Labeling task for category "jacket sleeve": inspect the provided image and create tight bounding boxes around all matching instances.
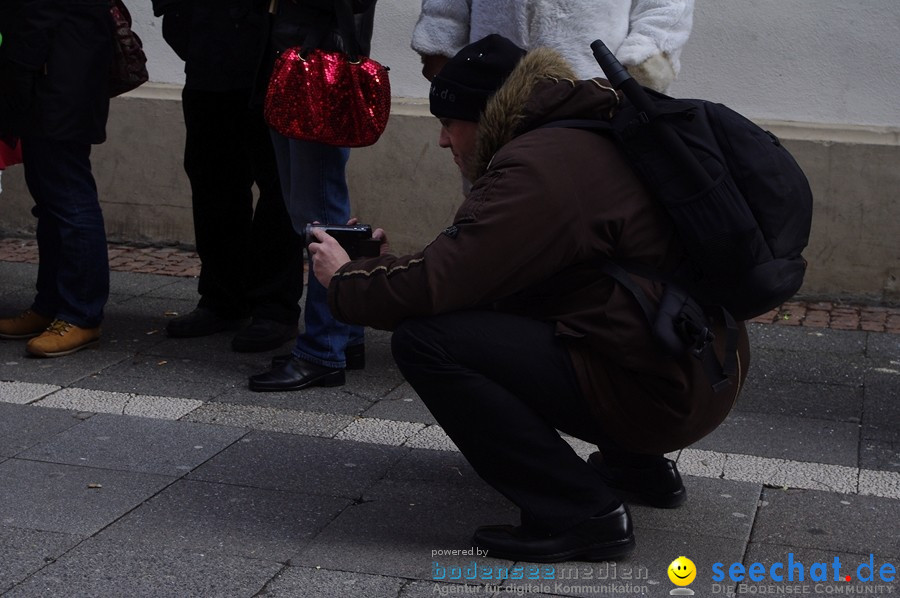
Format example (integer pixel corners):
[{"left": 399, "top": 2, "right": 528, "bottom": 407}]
[
  {"left": 617, "top": 0, "right": 694, "bottom": 74},
  {"left": 410, "top": 0, "right": 471, "bottom": 57},
  {"left": 5, "top": 0, "right": 66, "bottom": 70},
  {"left": 327, "top": 146, "right": 590, "bottom": 330}
]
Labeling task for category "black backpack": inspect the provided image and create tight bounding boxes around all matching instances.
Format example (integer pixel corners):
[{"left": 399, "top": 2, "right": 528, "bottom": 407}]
[{"left": 546, "top": 41, "right": 814, "bottom": 390}]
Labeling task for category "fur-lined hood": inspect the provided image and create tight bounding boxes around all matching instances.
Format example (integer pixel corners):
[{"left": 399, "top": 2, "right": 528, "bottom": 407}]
[{"left": 472, "top": 47, "right": 621, "bottom": 179}]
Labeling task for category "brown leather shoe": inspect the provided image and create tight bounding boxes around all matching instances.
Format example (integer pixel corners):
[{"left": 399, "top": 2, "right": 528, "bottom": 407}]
[
  {"left": 26, "top": 320, "right": 100, "bottom": 357},
  {"left": 0, "top": 309, "right": 54, "bottom": 339}
]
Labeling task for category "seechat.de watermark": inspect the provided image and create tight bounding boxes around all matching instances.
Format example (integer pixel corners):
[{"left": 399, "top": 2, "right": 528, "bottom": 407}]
[{"left": 686, "top": 553, "right": 896, "bottom": 596}]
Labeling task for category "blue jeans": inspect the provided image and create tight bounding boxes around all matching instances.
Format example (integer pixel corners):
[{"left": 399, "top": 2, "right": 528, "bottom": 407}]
[
  {"left": 21, "top": 137, "right": 109, "bottom": 328},
  {"left": 269, "top": 131, "right": 364, "bottom": 368}
]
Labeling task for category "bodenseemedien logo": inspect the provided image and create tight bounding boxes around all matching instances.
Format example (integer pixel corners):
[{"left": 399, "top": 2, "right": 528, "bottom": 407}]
[{"left": 668, "top": 556, "right": 697, "bottom": 595}]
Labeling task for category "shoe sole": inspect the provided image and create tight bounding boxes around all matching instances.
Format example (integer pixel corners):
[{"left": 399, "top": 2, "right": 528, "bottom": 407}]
[
  {"left": 26, "top": 338, "right": 100, "bottom": 358},
  {"left": 476, "top": 535, "right": 636, "bottom": 564},
  {"left": 248, "top": 370, "right": 345, "bottom": 392}
]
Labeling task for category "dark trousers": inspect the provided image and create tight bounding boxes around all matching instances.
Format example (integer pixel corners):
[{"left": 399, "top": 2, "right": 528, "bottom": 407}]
[
  {"left": 22, "top": 138, "right": 108, "bottom": 328},
  {"left": 181, "top": 87, "right": 302, "bottom": 323},
  {"left": 391, "top": 311, "right": 619, "bottom": 534}
]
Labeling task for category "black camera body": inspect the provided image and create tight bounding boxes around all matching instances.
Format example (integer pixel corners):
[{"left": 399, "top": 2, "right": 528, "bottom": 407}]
[{"left": 304, "top": 224, "right": 380, "bottom": 259}]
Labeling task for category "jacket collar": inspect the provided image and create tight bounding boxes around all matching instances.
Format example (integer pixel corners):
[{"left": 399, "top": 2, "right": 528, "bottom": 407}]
[{"left": 472, "top": 47, "right": 621, "bottom": 179}]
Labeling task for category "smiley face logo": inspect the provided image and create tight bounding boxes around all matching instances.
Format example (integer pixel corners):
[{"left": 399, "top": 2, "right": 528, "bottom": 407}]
[{"left": 668, "top": 556, "right": 697, "bottom": 586}]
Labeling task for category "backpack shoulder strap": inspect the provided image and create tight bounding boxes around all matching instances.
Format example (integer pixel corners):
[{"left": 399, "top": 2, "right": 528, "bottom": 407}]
[
  {"left": 599, "top": 259, "right": 737, "bottom": 392},
  {"left": 598, "top": 259, "right": 657, "bottom": 326}
]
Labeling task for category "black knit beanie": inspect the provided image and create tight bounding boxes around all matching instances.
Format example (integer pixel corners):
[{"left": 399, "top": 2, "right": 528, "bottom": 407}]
[{"left": 429, "top": 34, "right": 527, "bottom": 122}]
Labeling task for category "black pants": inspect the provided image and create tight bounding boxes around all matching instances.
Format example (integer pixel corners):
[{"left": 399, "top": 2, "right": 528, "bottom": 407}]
[
  {"left": 181, "top": 87, "right": 302, "bottom": 323},
  {"left": 391, "top": 311, "right": 620, "bottom": 534}
]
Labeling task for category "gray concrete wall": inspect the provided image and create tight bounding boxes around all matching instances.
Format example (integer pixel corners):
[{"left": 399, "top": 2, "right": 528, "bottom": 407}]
[
  {"left": 2, "top": 92, "right": 898, "bottom": 304},
  {"left": 2, "top": 0, "right": 899, "bottom": 304},
  {"left": 133, "top": 0, "right": 900, "bottom": 128}
]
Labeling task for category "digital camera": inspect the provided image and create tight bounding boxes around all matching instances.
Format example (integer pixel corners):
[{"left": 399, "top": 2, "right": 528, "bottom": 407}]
[{"left": 304, "top": 224, "right": 380, "bottom": 259}]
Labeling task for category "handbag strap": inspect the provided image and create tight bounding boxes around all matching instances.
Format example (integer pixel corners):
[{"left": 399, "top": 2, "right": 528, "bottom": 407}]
[
  {"left": 333, "top": 0, "right": 363, "bottom": 60},
  {"left": 296, "top": 0, "right": 362, "bottom": 60}
]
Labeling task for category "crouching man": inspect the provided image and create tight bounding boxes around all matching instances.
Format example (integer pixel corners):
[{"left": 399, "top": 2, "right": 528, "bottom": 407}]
[{"left": 309, "top": 34, "right": 749, "bottom": 563}]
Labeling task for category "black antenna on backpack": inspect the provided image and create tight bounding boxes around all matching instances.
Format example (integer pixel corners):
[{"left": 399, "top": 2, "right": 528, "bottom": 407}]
[{"left": 590, "top": 39, "right": 712, "bottom": 191}]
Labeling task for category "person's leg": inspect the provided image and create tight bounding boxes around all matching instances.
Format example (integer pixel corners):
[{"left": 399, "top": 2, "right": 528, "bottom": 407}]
[
  {"left": 0, "top": 144, "right": 58, "bottom": 339},
  {"left": 249, "top": 134, "right": 369, "bottom": 390},
  {"left": 243, "top": 103, "right": 303, "bottom": 325},
  {"left": 248, "top": 133, "right": 352, "bottom": 390},
  {"left": 22, "top": 137, "right": 108, "bottom": 328},
  {"left": 277, "top": 136, "right": 357, "bottom": 369},
  {"left": 391, "top": 310, "right": 620, "bottom": 534},
  {"left": 226, "top": 99, "right": 303, "bottom": 351},
  {"left": 173, "top": 88, "right": 253, "bottom": 333},
  {"left": 31, "top": 190, "right": 62, "bottom": 320}
]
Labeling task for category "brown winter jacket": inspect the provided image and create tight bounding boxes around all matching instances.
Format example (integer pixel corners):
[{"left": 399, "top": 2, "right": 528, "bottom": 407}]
[{"left": 327, "top": 48, "right": 750, "bottom": 454}]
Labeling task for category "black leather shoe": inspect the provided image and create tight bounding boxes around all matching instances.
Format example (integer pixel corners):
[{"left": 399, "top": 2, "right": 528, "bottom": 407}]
[
  {"left": 231, "top": 318, "right": 296, "bottom": 353},
  {"left": 588, "top": 452, "right": 686, "bottom": 508},
  {"left": 248, "top": 356, "right": 345, "bottom": 392},
  {"left": 472, "top": 504, "right": 634, "bottom": 563},
  {"left": 166, "top": 307, "right": 247, "bottom": 338},
  {"left": 271, "top": 343, "right": 365, "bottom": 370}
]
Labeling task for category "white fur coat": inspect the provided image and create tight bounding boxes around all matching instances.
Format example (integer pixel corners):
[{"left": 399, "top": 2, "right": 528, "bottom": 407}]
[{"left": 411, "top": 0, "right": 694, "bottom": 92}]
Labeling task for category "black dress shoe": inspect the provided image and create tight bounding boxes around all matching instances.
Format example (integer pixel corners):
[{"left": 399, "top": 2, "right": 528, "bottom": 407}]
[
  {"left": 248, "top": 356, "right": 345, "bottom": 392},
  {"left": 472, "top": 504, "right": 634, "bottom": 563},
  {"left": 231, "top": 318, "right": 296, "bottom": 353},
  {"left": 271, "top": 343, "right": 365, "bottom": 370},
  {"left": 587, "top": 452, "right": 686, "bottom": 508},
  {"left": 166, "top": 307, "right": 247, "bottom": 338}
]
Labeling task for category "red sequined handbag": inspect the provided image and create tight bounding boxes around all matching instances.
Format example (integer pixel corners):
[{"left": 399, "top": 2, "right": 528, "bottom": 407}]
[{"left": 264, "top": 46, "right": 391, "bottom": 147}]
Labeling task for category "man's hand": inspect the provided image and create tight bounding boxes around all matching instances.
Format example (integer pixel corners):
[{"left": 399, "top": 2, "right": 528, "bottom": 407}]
[
  {"left": 371, "top": 228, "right": 389, "bottom": 255},
  {"left": 309, "top": 225, "right": 390, "bottom": 288},
  {"left": 308, "top": 227, "right": 351, "bottom": 288}
]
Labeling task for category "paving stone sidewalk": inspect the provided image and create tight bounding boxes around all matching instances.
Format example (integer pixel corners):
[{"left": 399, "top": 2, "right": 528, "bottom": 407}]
[{"left": 0, "top": 245, "right": 898, "bottom": 597}]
